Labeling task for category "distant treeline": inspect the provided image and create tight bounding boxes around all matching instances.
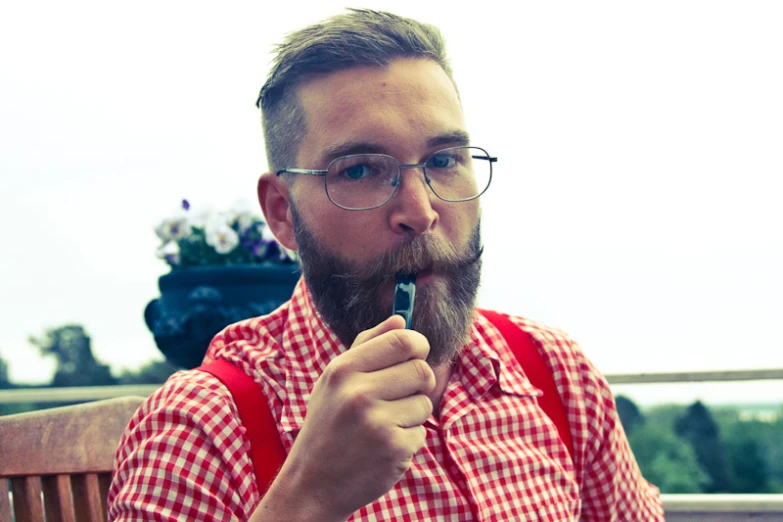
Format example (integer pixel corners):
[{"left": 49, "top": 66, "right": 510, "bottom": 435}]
[
  {"left": 617, "top": 395, "right": 783, "bottom": 493},
  {"left": 0, "top": 324, "right": 179, "bottom": 416}
]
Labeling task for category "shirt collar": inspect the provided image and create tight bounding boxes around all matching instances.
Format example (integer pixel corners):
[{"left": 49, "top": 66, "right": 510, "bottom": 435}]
[{"left": 456, "top": 312, "right": 543, "bottom": 401}]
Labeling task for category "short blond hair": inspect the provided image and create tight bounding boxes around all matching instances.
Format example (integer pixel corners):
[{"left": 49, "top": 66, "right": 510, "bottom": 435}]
[{"left": 257, "top": 9, "right": 455, "bottom": 173}]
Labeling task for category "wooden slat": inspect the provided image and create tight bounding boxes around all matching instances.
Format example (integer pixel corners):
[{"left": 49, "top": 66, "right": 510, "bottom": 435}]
[
  {"left": 0, "top": 396, "right": 145, "bottom": 476},
  {"left": 10, "top": 476, "right": 44, "bottom": 522},
  {"left": 42, "top": 475, "right": 75, "bottom": 522},
  {"left": 71, "top": 474, "right": 105, "bottom": 522},
  {"left": 98, "top": 473, "right": 112, "bottom": 518},
  {"left": 0, "top": 478, "right": 12, "bottom": 522}
]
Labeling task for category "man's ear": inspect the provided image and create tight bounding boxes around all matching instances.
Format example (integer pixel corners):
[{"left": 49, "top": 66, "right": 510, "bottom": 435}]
[{"left": 257, "top": 173, "right": 298, "bottom": 251}]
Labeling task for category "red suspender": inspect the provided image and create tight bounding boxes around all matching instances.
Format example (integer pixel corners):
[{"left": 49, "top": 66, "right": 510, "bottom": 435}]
[
  {"left": 200, "top": 311, "right": 574, "bottom": 494},
  {"left": 480, "top": 309, "right": 575, "bottom": 461},
  {"left": 197, "top": 359, "right": 286, "bottom": 496}
]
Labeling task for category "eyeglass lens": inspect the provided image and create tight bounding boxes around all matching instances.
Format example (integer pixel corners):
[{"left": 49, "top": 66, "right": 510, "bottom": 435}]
[{"left": 325, "top": 146, "right": 492, "bottom": 210}]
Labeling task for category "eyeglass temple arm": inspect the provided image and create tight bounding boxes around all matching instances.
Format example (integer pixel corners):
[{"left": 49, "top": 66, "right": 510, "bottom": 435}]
[
  {"left": 276, "top": 168, "right": 328, "bottom": 177},
  {"left": 472, "top": 155, "right": 498, "bottom": 163}
]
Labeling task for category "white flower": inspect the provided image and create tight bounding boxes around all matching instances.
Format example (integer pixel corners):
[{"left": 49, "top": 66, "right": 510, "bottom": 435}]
[
  {"left": 155, "top": 241, "right": 180, "bottom": 265},
  {"left": 205, "top": 222, "right": 239, "bottom": 254},
  {"left": 155, "top": 213, "right": 191, "bottom": 242}
]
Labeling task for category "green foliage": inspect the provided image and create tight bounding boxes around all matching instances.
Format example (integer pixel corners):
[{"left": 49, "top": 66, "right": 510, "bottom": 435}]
[
  {"left": 116, "top": 359, "right": 180, "bottom": 384},
  {"left": 643, "top": 403, "right": 687, "bottom": 428},
  {"left": 616, "top": 395, "right": 644, "bottom": 435},
  {"left": 714, "top": 412, "right": 783, "bottom": 493},
  {"left": 769, "top": 413, "right": 783, "bottom": 491},
  {"left": 22, "top": 324, "right": 177, "bottom": 389},
  {"left": 29, "top": 325, "right": 115, "bottom": 387},
  {"left": 0, "top": 354, "right": 9, "bottom": 389},
  {"left": 1, "top": 325, "right": 181, "bottom": 416},
  {"left": 675, "top": 401, "right": 731, "bottom": 492},
  {"left": 621, "top": 398, "right": 783, "bottom": 495},
  {"left": 629, "top": 421, "right": 709, "bottom": 493},
  {"left": 723, "top": 420, "right": 770, "bottom": 492}
]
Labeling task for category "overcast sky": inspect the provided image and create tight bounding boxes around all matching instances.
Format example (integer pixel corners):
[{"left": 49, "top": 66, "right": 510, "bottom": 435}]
[{"left": 1, "top": 1, "right": 781, "bottom": 406}]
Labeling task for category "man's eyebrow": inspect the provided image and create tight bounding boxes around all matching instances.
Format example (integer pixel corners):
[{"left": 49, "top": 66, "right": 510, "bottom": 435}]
[
  {"left": 427, "top": 131, "right": 471, "bottom": 149},
  {"left": 322, "top": 142, "right": 387, "bottom": 163}
]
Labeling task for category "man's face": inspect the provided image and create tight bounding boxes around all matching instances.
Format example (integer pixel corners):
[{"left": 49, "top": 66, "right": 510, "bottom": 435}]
[{"left": 286, "top": 58, "right": 483, "bottom": 363}]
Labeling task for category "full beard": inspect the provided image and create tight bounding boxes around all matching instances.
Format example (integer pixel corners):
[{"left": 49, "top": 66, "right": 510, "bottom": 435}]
[{"left": 291, "top": 205, "right": 483, "bottom": 365}]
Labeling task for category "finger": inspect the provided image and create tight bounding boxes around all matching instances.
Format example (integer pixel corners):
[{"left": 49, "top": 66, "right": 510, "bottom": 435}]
[
  {"left": 397, "top": 424, "right": 428, "bottom": 456},
  {"left": 347, "top": 328, "right": 430, "bottom": 373},
  {"left": 366, "top": 359, "right": 436, "bottom": 400},
  {"left": 381, "top": 393, "right": 433, "bottom": 428},
  {"left": 352, "top": 315, "right": 406, "bottom": 347}
]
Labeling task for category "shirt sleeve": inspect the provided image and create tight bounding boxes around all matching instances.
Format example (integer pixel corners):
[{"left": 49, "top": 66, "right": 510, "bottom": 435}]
[
  {"left": 577, "top": 361, "right": 665, "bottom": 521},
  {"left": 108, "top": 370, "right": 261, "bottom": 521}
]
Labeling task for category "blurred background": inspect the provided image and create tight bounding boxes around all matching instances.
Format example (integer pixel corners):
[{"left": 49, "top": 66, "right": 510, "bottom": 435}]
[{"left": 1, "top": 0, "right": 781, "bottom": 494}]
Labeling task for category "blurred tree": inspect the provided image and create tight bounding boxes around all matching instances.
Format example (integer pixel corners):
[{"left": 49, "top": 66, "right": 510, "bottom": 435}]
[
  {"left": 0, "top": 354, "right": 9, "bottom": 389},
  {"left": 615, "top": 395, "right": 644, "bottom": 436},
  {"left": 675, "top": 401, "right": 731, "bottom": 492},
  {"left": 723, "top": 420, "right": 771, "bottom": 492},
  {"left": 30, "top": 325, "right": 116, "bottom": 387},
  {"left": 116, "top": 359, "right": 179, "bottom": 384},
  {"left": 769, "top": 413, "right": 783, "bottom": 492},
  {"left": 628, "top": 421, "right": 708, "bottom": 493},
  {"left": 711, "top": 406, "right": 741, "bottom": 427},
  {"left": 644, "top": 404, "right": 687, "bottom": 429}
]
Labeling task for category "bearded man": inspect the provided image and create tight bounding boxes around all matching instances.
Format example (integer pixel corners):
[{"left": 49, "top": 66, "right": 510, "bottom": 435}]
[{"left": 109, "top": 9, "right": 664, "bottom": 521}]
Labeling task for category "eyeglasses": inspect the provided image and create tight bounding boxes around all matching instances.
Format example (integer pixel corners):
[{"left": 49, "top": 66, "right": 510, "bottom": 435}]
[{"left": 276, "top": 146, "right": 497, "bottom": 211}]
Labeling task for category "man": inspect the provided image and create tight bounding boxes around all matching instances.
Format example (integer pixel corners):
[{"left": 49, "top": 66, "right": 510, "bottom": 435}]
[{"left": 109, "top": 9, "right": 664, "bottom": 521}]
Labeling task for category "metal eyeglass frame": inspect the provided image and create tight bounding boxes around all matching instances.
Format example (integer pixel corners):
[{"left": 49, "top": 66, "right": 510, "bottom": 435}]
[{"left": 276, "top": 145, "right": 497, "bottom": 211}]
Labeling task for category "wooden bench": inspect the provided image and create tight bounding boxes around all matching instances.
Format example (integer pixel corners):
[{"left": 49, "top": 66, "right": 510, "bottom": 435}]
[{"left": 0, "top": 396, "right": 144, "bottom": 522}]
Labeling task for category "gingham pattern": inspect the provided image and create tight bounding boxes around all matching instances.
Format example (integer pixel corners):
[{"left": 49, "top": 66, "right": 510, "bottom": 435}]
[{"left": 108, "top": 279, "right": 664, "bottom": 521}]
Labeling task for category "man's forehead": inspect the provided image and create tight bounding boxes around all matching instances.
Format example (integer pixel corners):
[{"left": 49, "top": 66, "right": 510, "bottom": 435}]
[{"left": 294, "top": 58, "right": 465, "bottom": 162}]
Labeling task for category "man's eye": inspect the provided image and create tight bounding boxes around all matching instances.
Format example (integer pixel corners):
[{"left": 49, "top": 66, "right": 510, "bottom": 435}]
[
  {"left": 427, "top": 154, "right": 457, "bottom": 169},
  {"left": 343, "top": 164, "right": 372, "bottom": 180}
]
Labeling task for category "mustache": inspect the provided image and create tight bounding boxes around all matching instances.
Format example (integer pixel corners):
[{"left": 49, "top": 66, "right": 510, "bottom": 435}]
[{"left": 333, "top": 233, "right": 483, "bottom": 289}]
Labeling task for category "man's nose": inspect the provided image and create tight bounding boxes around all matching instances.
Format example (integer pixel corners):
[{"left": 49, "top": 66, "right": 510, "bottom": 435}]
[{"left": 387, "top": 167, "right": 439, "bottom": 236}]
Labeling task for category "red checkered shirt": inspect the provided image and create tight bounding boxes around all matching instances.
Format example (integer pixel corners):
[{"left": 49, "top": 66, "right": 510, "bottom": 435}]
[{"left": 109, "top": 278, "right": 663, "bottom": 521}]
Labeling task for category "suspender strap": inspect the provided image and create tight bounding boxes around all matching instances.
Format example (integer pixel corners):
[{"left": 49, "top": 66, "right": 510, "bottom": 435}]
[
  {"left": 199, "top": 312, "right": 574, "bottom": 494},
  {"left": 198, "top": 359, "right": 285, "bottom": 496},
  {"left": 480, "top": 309, "right": 575, "bottom": 462}
]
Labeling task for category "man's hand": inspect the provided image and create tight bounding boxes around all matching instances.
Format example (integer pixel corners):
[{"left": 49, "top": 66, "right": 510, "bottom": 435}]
[{"left": 254, "top": 315, "right": 435, "bottom": 522}]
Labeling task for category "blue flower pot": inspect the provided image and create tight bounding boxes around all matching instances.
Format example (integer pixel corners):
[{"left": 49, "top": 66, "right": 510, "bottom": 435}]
[{"left": 144, "top": 263, "right": 300, "bottom": 368}]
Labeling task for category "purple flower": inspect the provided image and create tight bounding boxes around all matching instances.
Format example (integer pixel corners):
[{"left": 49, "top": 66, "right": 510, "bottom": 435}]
[
  {"left": 156, "top": 242, "right": 180, "bottom": 267},
  {"left": 182, "top": 199, "right": 190, "bottom": 211}
]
